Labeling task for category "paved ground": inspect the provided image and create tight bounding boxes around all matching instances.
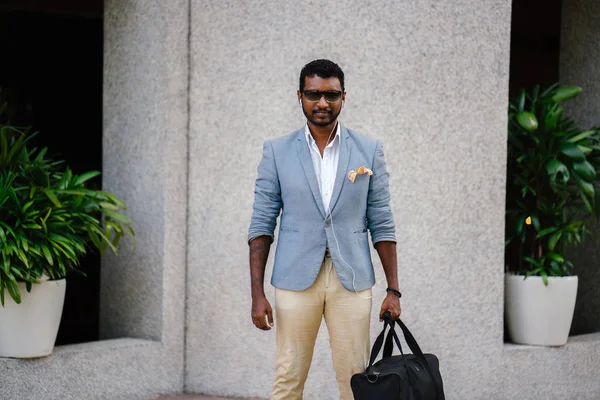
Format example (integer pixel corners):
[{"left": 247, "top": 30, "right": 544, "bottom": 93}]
[
  {"left": 151, "top": 395, "right": 261, "bottom": 400},
  {"left": 152, "top": 397, "right": 232, "bottom": 400},
  {"left": 152, "top": 397, "right": 233, "bottom": 400}
]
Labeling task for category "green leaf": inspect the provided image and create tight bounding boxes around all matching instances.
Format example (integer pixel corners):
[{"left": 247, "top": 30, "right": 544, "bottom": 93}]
[
  {"left": 99, "top": 202, "right": 119, "bottom": 211},
  {"left": 2, "top": 253, "right": 10, "bottom": 273},
  {"left": 546, "top": 159, "right": 570, "bottom": 185},
  {"left": 578, "top": 145, "right": 593, "bottom": 154},
  {"left": 101, "top": 209, "right": 132, "bottom": 224},
  {"left": 516, "top": 111, "right": 538, "bottom": 132},
  {"left": 41, "top": 245, "right": 54, "bottom": 266},
  {"left": 540, "top": 270, "right": 549, "bottom": 286},
  {"left": 523, "top": 257, "right": 543, "bottom": 268},
  {"left": 525, "top": 268, "right": 542, "bottom": 279},
  {"left": 550, "top": 262, "right": 562, "bottom": 276},
  {"left": 22, "top": 223, "right": 42, "bottom": 230},
  {"left": 11, "top": 267, "right": 24, "bottom": 280},
  {"left": 41, "top": 208, "right": 51, "bottom": 223},
  {"left": 4, "top": 273, "right": 21, "bottom": 304},
  {"left": 560, "top": 143, "right": 585, "bottom": 161},
  {"left": 5, "top": 133, "right": 26, "bottom": 161},
  {"left": 578, "top": 180, "right": 595, "bottom": 197},
  {"left": 530, "top": 215, "right": 540, "bottom": 231},
  {"left": 22, "top": 200, "right": 34, "bottom": 213},
  {"left": 568, "top": 130, "right": 597, "bottom": 144},
  {"left": 536, "top": 227, "right": 558, "bottom": 238},
  {"left": 517, "top": 89, "right": 526, "bottom": 111},
  {"left": 540, "top": 82, "right": 560, "bottom": 98},
  {"left": 548, "top": 252, "right": 564, "bottom": 263},
  {"left": 580, "top": 188, "right": 594, "bottom": 213},
  {"left": 544, "top": 105, "right": 563, "bottom": 131},
  {"left": 573, "top": 160, "right": 596, "bottom": 182},
  {"left": 73, "top": 171, "right": 101, "bottom": 187},
  {"left": 89, "top": 226, "right": 118, "bottom": 254},
  {"left": 552, "top": 86, "right": 582, "bottom": 103},
  {"left": 516, "top": 215, "right": 526, "bottom": 236},
  {"left": 97, "top": 191, "right": 127, "bottom": 209},
  {"left": 72, "top": 195, "right": 84, "bottom": 209},
  {"left": 548, "top": 231, "right": 562, "bottom": 251},
  {"left": 43, "top": 189, "right": 62, "bottom": 207}
]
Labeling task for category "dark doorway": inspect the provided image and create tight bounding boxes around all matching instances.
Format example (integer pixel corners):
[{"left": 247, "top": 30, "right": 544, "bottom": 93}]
[
  {"left": 0, "top": 1, "right": 103, "bottom": 345},
  {"left": 505, "top": 0, "right": 563, "bottom": 342},
  {"left": 508, "top": 0, "right": 562, "bottom": 97},
  {"left": 507, "top": 0, "right": 599, "bottom": 337}
]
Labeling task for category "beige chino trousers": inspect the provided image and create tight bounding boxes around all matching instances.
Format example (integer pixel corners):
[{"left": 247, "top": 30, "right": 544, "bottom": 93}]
[{"left": 271, "top": 252, "right": 372, "bottom": 400}]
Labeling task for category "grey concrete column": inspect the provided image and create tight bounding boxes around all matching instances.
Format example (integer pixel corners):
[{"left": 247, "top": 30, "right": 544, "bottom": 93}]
[
  {"left": 560, "top": 0, "right": 600, "bottom": 335},
  {"left": 101, "top": 0, "right": 189, "bottom": 393},
  {"left": 185, "top": 1, "right": 511, "bottom": 398}
]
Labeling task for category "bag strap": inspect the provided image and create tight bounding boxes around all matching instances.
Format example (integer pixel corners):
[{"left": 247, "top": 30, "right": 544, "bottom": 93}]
[
  {"left": 367, "top": 318, "right": 391, "bottom": 369},
  {"left": 396, "top": 319, "right": 427, "bottom": 362},
  {"left": 371, "top": 313, "right": 404, "bottom": 364},
  {"left": 383, "top": 321, "right": 394, "bottom": 358},
  {"left": 388, "top": 318, "right": 441, "bottom": 400},
  {"left": 386, "top": 320, "right": 415, "bottom": 390},
  {"left": 367, "top": 319, "right": 414, "bottom": 390}
]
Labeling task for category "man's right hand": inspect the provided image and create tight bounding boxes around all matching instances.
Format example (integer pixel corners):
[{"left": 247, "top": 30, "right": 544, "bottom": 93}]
[{"left": 252, "top": 295, "right": 274, "bottom": 331}]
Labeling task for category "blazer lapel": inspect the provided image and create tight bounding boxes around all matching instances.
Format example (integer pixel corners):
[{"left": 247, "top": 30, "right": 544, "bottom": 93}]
[
  {"left": 328, "top": 126, "right": 351, "bottom": 216},
  {"left": 296, "top": 129, "right": 327, "bottom": 218}
]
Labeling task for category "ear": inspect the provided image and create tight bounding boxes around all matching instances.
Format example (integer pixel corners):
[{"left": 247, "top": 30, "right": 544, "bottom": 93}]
[{"left": 297, "top": 90, "right": 302, "bottom": 104}]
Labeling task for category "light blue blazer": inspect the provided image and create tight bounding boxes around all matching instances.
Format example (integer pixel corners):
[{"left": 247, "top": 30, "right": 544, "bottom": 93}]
[{"left": 248, "top": 126, "right": 396, "bottom": 292}]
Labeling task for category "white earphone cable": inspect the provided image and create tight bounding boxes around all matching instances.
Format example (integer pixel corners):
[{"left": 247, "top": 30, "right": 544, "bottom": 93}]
[{"left": 320, "top": 120, "right": 372, "bottom": 301}]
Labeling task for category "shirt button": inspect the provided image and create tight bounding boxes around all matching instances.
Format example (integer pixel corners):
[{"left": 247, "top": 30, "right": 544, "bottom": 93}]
[{"left": 325, "top": 220, "right": 331, "bottom": 228}]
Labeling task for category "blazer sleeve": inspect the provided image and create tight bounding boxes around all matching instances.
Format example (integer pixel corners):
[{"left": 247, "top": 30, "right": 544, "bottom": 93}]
[
  {"left": 367, "top": 140, "right": 397, "bottom": 244},
  {"left": 248, "top": 139, "right": 282, "bottom": 244}
]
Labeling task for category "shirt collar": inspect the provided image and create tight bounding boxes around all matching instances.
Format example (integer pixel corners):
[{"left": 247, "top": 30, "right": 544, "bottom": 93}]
[{"left": 304, "top": 122, "right": 341, "bottom": 148}]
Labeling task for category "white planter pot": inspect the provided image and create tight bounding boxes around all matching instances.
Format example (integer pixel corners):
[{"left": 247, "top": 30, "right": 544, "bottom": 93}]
[
  {"left": 505, "top": 274, "right": 578, "bottom": 346},
  {"left": 0, "top": 279, "right": 66, "bottom": 358}
]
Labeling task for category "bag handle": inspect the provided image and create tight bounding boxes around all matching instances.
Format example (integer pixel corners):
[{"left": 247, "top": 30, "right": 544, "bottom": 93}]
[
  {"left": 366, "top": 316, "right": 415, "bottom": 393},
  {"left": 385, "top": 314, "right": 442, "bottom": 400},
  {"left": 383, "top": 320, "right": 395, "bottom": 358},
  {"left": 367, "top": 316, "right": 408, "bottom": 368},
  {"left": 367, "top": 317, "right": 392, "bottom": 368}
]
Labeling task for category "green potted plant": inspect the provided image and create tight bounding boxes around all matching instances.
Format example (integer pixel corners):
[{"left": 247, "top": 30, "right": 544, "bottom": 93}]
[
  {"left": 505, "top": 83, "right": 600, "bottom": 346},
  {"left": 0, "top": 113, "right": 134, "bottom": 358}
]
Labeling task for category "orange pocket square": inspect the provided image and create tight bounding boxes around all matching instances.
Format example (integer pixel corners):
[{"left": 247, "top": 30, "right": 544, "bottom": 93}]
[{"left": 348, "top": 166, "right": 373, "bottom": 182}]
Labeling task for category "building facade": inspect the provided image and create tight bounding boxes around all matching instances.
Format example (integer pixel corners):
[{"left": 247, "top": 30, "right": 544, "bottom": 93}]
[{"left": 1, "top": 1, "right": 599, "bottom": 399}]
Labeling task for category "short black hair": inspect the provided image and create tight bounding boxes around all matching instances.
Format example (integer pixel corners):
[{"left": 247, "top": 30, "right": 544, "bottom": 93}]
[{"left": 299, "top": 59, "right": 345, "bottom": 92}]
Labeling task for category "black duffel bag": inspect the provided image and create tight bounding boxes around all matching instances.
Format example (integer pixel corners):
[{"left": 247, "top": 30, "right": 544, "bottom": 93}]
[{"left": 351, "top": 313, "right": 445, "bottom": 399}]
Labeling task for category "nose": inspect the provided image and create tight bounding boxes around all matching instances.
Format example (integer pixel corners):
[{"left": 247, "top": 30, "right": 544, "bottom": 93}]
[{"left": 317, "top": 95, "right": 329, "bottom": 108}]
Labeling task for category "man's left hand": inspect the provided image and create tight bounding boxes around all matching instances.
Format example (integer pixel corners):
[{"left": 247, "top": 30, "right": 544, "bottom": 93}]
[{"left": 379, "top": 292, "right": 401, "bottom": 321}]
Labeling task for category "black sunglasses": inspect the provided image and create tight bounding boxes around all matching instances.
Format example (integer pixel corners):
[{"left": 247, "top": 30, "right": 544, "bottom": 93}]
[{"left": 302, "top": 90, "right": 343, "bottom": 103}]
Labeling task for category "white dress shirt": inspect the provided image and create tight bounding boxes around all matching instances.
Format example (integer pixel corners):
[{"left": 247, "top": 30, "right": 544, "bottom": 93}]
[{"left": 304, "top": 122, "right": 341, "bottom": 213}]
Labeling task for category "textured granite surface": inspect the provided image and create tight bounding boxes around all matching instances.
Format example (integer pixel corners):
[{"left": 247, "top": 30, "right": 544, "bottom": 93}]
[
  {"left": 502, "top": 333, "right": 600, "bottom": 399},
  {"left": 101, "top": 0, "right": 189, "bottom": 397},
  {"left": 0, "top": 2, "right": 188, "bottom": 399},
  {"left": 0, "top": 339, "right": 171, "bottom": 400},
  {"left": 560, "top": 0, "right": 600, "bottom": 335},
  {"left": 186, "top": 0, "right": 511, "bottom": 398}
]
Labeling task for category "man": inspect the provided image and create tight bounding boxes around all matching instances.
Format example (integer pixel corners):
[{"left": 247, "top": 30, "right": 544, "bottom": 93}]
[{"left": 248, "top": 59, "right": 401, "bottom": 400}]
